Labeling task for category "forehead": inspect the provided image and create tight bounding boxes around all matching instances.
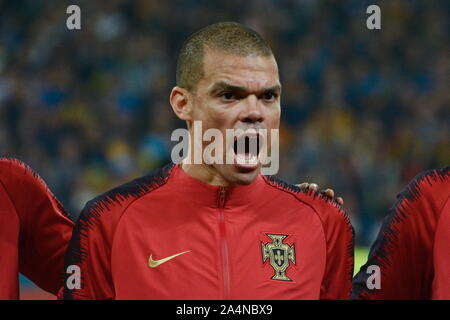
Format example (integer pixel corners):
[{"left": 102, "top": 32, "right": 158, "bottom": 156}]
[{"left": 200, "top": 49, "right": 280, "bottom": 91}]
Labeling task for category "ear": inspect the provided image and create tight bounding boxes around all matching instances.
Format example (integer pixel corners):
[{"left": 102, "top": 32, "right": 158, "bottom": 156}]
[{"left": 170, "top": 86, "right": 193, "bottom": 122}]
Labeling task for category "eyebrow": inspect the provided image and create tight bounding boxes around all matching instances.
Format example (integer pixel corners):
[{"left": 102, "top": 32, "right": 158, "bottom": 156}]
[{"left": 209, "top": 81, "right": 282, "bottom": 96}]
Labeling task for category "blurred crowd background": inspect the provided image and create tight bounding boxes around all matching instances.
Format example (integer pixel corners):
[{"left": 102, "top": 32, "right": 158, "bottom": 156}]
[{"left": 0, "top": 0, "right": 448, "bottom": 266}]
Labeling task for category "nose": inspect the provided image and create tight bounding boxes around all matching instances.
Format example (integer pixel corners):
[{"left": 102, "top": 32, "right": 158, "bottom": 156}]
[{"left": 239, "top": 95, "right": 264, "bottom": 123}]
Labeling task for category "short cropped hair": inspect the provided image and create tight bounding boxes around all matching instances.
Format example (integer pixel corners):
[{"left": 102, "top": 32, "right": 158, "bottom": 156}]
[{"left": 176, "top": 22, "right": 274, "bottom": 91}]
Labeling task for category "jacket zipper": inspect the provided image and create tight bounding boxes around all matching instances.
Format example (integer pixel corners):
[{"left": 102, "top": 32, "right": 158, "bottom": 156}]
[{"left": 218, "top": 187, "right": 230, "bottom": 300}]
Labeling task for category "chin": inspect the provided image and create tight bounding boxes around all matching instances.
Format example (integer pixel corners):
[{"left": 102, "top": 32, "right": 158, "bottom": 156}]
[{"left": 227, "top": 166, "right": 261, "bottom": 186}]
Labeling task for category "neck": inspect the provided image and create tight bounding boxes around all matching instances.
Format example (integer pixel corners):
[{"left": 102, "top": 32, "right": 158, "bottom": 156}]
[
  {"left": 181, "top": 133, "right": 233, "bottom": 187},
  {"left": 181, "top": 162, "right": 232, "bottom": 187}
]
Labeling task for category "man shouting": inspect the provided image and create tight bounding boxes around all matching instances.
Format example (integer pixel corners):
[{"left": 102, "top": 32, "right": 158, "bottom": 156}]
[{"left": 63, "top": 22, "right": 353, "bottom": 300}]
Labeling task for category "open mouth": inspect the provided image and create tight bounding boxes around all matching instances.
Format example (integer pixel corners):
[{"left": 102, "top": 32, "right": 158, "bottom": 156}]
[{"left": 233, "top": 133, "right": 264, "bottom": 168}]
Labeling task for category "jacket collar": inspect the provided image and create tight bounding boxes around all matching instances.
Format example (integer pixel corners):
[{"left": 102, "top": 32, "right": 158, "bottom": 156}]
[{"left": 169, "top": 163, "right": 266, "bottom": 208}]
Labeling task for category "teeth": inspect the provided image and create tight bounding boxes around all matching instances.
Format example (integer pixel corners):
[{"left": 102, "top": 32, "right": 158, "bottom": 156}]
[{"left": 236, "top": 152, "right": 258, "bottom": 165}]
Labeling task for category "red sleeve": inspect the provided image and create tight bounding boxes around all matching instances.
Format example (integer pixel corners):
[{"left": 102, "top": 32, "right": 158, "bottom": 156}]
[
  {"left": 62, "top": 167, "right": 171, "bottom": 300},
  {"left": 315, "top": 198, "right": 354, "bottom": 300},
  {"left": 432, "top": 197, "right": 450, "bottom": 299},
  {"left": 352, "top": 167, "right": 450, "bottom": 299},
  {"left": 62, "top": 193, "right": 125, "bottom": 299},
  {"left": 0, "top": 158, "right": 74, "bottom": 295}
]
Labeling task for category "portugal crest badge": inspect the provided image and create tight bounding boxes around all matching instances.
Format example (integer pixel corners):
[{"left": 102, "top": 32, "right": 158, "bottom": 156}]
[{"left": 261, "top": 234, "right": 296, "bottom": 281}]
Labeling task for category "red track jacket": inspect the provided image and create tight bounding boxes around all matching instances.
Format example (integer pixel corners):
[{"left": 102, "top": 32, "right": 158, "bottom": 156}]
[
  {"left": 352, "top": 167, "right": 450, "bottom": 299},
  {"left": 0, "top": 158, "right": 73, "bottom": 299},
  {"left": 63, "top": 163, "right": 354, "bottom": 299}
]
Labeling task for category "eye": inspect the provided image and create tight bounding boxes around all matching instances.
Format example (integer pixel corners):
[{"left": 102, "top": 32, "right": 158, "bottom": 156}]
[
  {"left": 263, "top": 92, "right": 277, "bottom": 101},
  {"left": 220, "top": 92, "right": 236, "bottom": 100}
]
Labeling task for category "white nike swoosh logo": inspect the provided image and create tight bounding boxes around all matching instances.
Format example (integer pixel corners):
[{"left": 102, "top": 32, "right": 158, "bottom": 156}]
[{"left": 148, "top": 250, "right": 191, "bottom": 268}]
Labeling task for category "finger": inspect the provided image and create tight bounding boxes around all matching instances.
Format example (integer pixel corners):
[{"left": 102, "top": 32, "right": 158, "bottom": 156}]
[
  {"left": 309, "top": 183, "right": 318, "bottom": 191},
  {"left": 322, "top": 188, "right": 335, "bottom": 198},
  {"left": 296, "top": 182, "right": 309, "bottom": 189},
  {"left": 336, "top": 197, "right": 344, "bottom": 206}
]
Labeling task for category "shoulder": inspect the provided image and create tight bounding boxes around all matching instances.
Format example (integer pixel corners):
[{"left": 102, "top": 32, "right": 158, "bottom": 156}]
[
  {"left": 400, "top": 167, "right": 450, "bottom": 204},
  {"left": 262, "top": 175, "right": 352, "bottom": 232},
  {"left": 351, "top": 168, "right": 449, "bottom": 299},
  {"left": 66, "top": 163, "right": 176, "bottom": 282},
  {"left": 388, "top": 166, "right": 450, "bottom": 228},
  {"left": 77, "top": 163, "right": 176, "bottom": 229},
  {"left": 0, "top": 158, "right": 52, "bottom": 199},
  {"left": 0, "top": 157, "right": 71, "bottom": 219},
  {"left": 0, "top": 157, "right": 40, "bottom": 186}
]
